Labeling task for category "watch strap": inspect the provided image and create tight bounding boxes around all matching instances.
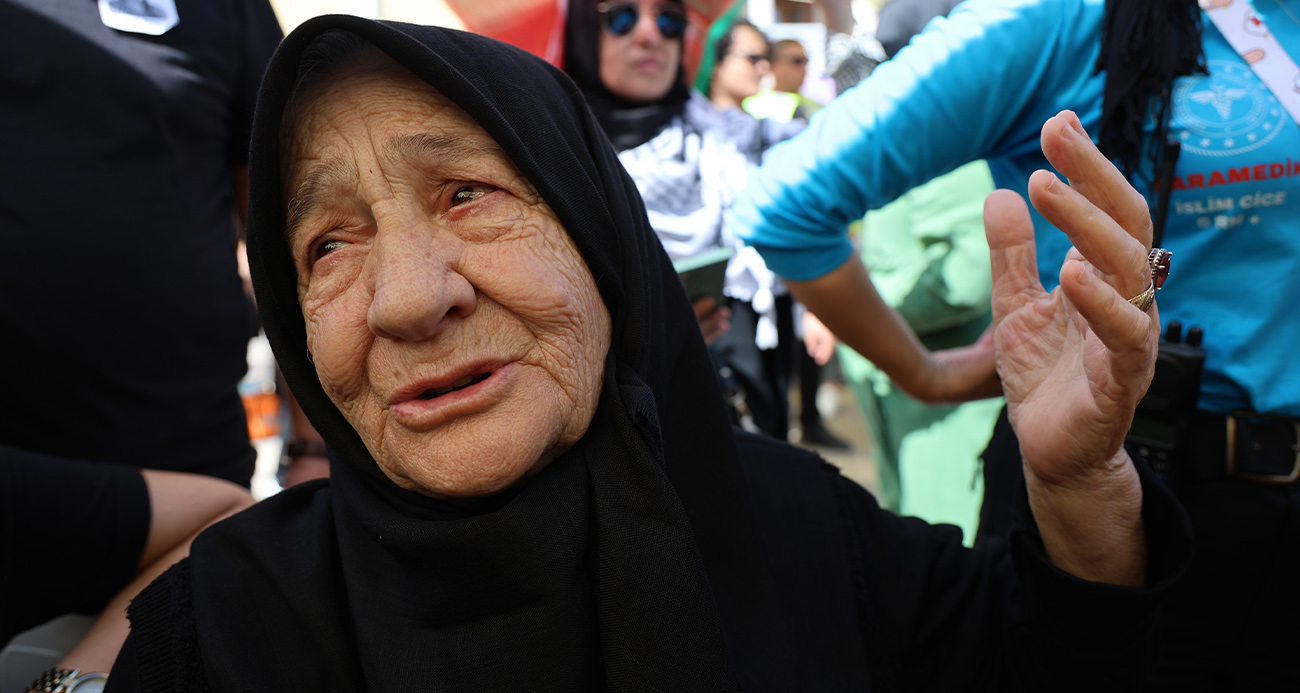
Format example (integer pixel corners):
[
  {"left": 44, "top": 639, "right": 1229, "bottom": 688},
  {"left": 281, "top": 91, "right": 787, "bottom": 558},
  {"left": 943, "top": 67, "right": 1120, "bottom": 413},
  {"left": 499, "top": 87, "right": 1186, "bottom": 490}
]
[{"left": 24, "top": 668, "right": 107, "bottom": 693}]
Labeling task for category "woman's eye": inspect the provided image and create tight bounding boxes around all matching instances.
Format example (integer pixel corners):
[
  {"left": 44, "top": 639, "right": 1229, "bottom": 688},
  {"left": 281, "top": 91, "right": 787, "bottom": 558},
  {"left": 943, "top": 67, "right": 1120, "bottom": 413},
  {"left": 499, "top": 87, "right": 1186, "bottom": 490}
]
[
  {"left": 310, "top": 239, "right": 349, "bottom": 265},
  {"left": 451, "top": 185, "right": 491, "bottom": 207}
]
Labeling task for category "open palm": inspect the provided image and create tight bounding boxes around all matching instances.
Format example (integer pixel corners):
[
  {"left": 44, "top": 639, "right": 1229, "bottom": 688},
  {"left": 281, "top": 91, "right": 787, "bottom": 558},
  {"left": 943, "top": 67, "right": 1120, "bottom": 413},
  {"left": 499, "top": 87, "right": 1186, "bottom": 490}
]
[{"left": 986, "top": 112, "right": 1160, "bottom": 487}]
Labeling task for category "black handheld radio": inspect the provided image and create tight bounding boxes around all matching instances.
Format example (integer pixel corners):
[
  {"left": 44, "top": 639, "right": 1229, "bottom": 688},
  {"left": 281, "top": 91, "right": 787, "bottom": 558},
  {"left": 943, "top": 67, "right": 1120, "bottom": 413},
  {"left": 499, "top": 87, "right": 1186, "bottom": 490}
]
[{"left": 1126, "top": 321, "right": 1205, "bottom": 481}]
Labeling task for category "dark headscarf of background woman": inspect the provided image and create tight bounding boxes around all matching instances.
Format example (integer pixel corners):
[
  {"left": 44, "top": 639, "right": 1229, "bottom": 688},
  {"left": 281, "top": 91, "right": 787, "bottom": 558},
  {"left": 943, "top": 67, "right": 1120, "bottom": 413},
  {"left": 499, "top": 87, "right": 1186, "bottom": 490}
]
[
  {"left": 117, "top": 15, "right": 810, "bottom": 691},
  {"left": 564, "top": 0, "right": 692, "bottom": 150}
]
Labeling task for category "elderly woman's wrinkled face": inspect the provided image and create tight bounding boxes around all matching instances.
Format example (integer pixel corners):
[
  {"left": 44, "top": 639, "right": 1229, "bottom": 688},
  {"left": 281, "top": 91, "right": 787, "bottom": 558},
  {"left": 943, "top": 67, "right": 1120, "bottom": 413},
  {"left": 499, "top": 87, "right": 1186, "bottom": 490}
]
[
  {"left": 598, "top": 0, "right": 682, "bottom": 103},
  {"left": 282, "top": 56, "right": 612, "bottom": 499}
]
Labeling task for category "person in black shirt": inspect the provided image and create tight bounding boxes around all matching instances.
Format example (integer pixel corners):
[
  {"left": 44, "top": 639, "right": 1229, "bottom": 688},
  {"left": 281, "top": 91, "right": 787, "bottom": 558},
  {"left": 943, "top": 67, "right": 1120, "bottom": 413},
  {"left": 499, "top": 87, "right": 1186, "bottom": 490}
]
[
  {"left": 0, "top": 0, "right": 282, "bottom": 485},
  {"left": 0, "top": 0, "right": 280, "bottom": 685}
]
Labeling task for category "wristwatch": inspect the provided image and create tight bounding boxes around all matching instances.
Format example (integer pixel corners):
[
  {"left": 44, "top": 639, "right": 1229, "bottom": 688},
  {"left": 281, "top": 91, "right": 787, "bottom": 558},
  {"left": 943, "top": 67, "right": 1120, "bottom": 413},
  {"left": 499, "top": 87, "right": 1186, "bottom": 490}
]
[{"left": 24, "top": 668, "right": 108, "bottom": 693}]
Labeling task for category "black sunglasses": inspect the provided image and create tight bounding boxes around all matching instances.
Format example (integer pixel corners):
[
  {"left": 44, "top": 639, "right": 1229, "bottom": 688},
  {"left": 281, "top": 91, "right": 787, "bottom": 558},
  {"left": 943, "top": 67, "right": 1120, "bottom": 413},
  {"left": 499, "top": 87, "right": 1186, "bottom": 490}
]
[
  {"left": 729, "top": 52, "right": 769, "bottom": 66},
  {"left": 597, "top": 2, "right": 687, "bottom": 40}
]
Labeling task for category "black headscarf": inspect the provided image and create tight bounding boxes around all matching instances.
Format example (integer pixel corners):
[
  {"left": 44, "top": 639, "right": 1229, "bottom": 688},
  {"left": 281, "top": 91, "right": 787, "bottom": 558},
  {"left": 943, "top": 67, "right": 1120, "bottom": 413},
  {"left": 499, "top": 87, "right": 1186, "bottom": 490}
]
[
  {"left": 563, "top": 0, "right": 692, "bottom": 150},
  {"left": 170, "top": 15, "right": 797, "bottom": 691}
]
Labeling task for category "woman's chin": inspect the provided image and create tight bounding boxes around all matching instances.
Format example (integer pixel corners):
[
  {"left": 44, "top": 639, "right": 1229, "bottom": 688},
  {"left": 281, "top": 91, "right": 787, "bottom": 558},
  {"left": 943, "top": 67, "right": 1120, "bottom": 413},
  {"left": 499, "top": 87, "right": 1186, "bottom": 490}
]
[{"left": 377, "top": 447, "right": 547, "bottom": 501}]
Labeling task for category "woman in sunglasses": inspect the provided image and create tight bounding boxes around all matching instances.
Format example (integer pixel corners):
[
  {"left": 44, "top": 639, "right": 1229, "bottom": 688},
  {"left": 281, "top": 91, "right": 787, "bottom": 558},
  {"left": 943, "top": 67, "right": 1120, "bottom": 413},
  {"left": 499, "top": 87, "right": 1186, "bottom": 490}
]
[
  {"left": 702, "top": 20, "right": 771, "bottom": 114},
  {"left": 564, "top": 1, "right": 804, "bottom": 440}
]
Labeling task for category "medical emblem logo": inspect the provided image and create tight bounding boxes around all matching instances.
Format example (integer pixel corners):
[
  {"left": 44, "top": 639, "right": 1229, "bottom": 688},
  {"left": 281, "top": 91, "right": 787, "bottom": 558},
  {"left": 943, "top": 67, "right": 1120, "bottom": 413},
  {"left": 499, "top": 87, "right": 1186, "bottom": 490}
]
[{"left": 1173, "top": 60, "right": 1288, "bottom": 157}]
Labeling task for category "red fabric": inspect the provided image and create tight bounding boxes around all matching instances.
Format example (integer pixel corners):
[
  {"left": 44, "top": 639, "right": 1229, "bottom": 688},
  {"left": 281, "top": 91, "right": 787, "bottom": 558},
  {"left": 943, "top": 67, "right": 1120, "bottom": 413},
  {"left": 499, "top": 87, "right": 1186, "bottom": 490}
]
[
  {"left": 442, "top": 0, "right": 741, "bottom": 75},
  {"left": 683, "top": 0, "right": 739, "bottom": 79},
  {"left": 446, "top": 0, "right": 566, "bottom": 65}
]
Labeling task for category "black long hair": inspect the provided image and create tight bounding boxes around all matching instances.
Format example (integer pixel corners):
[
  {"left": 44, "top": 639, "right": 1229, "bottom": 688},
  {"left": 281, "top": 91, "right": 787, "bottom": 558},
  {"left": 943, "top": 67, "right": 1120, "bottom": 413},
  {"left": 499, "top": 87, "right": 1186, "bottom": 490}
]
[{"left": 1095, "top": 0, "right": 1207, "bottom": 181}]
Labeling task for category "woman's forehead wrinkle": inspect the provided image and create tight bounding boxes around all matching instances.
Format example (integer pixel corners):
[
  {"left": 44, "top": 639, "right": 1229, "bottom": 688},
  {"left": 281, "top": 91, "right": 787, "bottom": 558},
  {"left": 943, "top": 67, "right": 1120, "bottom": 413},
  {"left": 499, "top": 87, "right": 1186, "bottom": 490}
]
[
  {"left": 387, "top": 132, "right": 500, "bottom": 168},
  {"left": 286, "top": 156, "right": 358, "bottom": 244}
]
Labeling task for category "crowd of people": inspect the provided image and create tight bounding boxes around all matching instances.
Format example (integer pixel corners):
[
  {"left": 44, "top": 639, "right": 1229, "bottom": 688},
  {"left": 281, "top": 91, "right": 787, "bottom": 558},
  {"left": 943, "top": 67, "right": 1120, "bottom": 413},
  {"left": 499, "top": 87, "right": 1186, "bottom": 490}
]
[{"left": 1, "top": 0, "right": 1296, "bottom": 690}]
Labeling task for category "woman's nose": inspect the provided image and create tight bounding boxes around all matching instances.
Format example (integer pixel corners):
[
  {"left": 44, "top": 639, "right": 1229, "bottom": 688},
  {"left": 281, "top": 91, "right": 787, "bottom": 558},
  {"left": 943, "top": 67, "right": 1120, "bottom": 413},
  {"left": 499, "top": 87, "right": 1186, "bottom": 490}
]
[
  {"left": 365, "top": 222, "right": 477, "bottom": 342},
  {"left": 630, "top": 8, "right": 663, "bottom": 44}
]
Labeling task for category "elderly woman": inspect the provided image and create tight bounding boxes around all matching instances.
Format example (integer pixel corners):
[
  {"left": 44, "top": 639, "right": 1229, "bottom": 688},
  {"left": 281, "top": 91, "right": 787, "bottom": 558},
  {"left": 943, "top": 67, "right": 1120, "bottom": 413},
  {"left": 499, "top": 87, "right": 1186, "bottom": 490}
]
[{"left": 103, "top": 17, "right": 1188, "bottom": 691}]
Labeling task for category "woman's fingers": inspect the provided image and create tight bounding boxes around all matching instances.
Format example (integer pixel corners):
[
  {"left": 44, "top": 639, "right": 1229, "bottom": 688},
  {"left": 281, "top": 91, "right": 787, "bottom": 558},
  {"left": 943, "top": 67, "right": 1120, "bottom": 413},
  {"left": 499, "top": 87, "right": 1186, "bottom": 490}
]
[
  {"left": 1029, "top": 168, "right": 1149, "bottom": 299},
  {"left": 1039, "top": 111, "right": 1154, "bottom": 249},
  {"left": 1058, "top": 259, "right": 1157, "bottom": 384},
  {"left": 1036, "top": 112, "right": 1153, "bottom": 302},
  {"left": 984, "top": 189, "right": 1047, "bottom": 319}
]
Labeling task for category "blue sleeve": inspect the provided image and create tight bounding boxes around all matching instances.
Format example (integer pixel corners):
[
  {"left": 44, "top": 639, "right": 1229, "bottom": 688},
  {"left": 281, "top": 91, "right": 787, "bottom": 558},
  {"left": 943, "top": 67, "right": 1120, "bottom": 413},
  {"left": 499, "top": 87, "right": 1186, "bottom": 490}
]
[{"left": 732, "top": 0, "right": 1105, "bottom": 281}]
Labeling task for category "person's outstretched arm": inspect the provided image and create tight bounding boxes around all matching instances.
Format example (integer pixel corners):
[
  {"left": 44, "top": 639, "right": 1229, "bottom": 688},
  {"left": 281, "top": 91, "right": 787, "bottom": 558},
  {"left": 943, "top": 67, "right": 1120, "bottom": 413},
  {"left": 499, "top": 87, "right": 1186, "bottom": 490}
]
[{"left": 788, "top": 255, "right": 1001, "bottom": 402}]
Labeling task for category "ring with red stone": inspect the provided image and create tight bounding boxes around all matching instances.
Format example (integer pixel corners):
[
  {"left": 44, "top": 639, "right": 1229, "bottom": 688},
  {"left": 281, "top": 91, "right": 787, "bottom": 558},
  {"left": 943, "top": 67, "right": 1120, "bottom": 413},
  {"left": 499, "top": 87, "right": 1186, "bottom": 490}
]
[{"left": 1126, "top": 248, "right": 1172, "bottom": 312}]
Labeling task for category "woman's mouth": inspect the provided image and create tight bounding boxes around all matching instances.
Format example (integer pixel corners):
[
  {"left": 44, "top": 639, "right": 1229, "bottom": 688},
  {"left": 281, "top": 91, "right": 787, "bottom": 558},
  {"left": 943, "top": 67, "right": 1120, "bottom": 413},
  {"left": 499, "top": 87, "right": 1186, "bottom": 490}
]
[
  {"left": 389, "top": 363, "right": 515, "bottom": 430},
  {"left": 418, "top": 372, "right": 491, "bottom": 399}
]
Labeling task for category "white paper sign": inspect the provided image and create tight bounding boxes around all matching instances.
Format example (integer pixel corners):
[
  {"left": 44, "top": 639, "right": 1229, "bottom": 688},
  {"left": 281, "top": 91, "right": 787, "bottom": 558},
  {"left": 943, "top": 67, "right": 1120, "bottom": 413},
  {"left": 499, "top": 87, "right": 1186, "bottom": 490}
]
[{"left": 98, "top": 0, "right": 179, "bottom": 36}]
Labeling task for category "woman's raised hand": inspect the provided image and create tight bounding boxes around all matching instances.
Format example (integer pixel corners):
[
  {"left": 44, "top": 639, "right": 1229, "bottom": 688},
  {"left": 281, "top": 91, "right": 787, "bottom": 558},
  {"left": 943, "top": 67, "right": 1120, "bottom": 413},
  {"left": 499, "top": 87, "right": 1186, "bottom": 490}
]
[
  {"left": 984, "top": 111, "right": 1160, "bottom": 585},
  {"left": 987, "top": 110, "right": 1159, "bottom": 483}
]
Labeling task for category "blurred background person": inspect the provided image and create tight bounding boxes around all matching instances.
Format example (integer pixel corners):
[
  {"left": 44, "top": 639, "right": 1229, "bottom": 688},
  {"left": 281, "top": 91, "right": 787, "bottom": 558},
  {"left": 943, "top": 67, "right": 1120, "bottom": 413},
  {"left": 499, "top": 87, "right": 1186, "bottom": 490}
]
[
  {"left": 702, "top": 17, "right": 772, "bottom": 114},
  {"left": 562, "top": 0, "right": 730, "bottom": 346},
  {"left": 696, "top": 16, "right": 805, "bottom": 439},
  {"left": 565, "top": 0, "right": 805, "bottom": 439},
  {"left": 738, "top": 32, "right": 848, "bottom": 449},
  {"left": 743, "top": 38, "right": 824, "bottom": 122},
  {"left": 0, "top": 0, "right": 282, "bottom": 484}
]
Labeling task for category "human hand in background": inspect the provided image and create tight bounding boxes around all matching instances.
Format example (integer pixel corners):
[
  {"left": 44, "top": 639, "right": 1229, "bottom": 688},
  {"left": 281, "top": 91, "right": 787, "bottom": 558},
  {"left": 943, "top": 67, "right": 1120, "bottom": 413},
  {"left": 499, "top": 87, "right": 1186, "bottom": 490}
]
[
  {"left": 925, "top": 324, "right": 1001, "bottom": 402},
  {"left": 802, "top": 312, "right": 838, "bottom": 366},
  {"left": 693, "top": 297, "right": 732, "bottom": 345}
]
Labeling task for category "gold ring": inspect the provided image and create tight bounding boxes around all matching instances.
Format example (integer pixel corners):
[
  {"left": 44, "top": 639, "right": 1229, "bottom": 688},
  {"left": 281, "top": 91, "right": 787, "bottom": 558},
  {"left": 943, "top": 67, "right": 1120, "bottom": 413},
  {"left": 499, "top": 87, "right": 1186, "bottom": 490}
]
[
  {"left": 1126, "top": 248, "right": 1171, "bottom": 313},
  {"left": 1127, "top": 279, "right": 1156, "bottom": 312}
]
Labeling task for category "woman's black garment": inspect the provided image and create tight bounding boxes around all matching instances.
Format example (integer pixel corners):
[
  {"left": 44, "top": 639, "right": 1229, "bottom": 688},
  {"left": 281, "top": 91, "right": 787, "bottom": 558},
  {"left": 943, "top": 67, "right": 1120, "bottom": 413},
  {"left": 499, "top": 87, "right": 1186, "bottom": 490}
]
[
  {"left": 1, "top": 447, "right": 149, "bottom": 646},
  {"left": 112, "top": 435, "right": 1193, "bottom": 692},
  {"left": 107, "top": 17, "right": 1192, "bottom": 692},
  {"left": 977, "top": 409, "right": 1300, "bottom": 690}
]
